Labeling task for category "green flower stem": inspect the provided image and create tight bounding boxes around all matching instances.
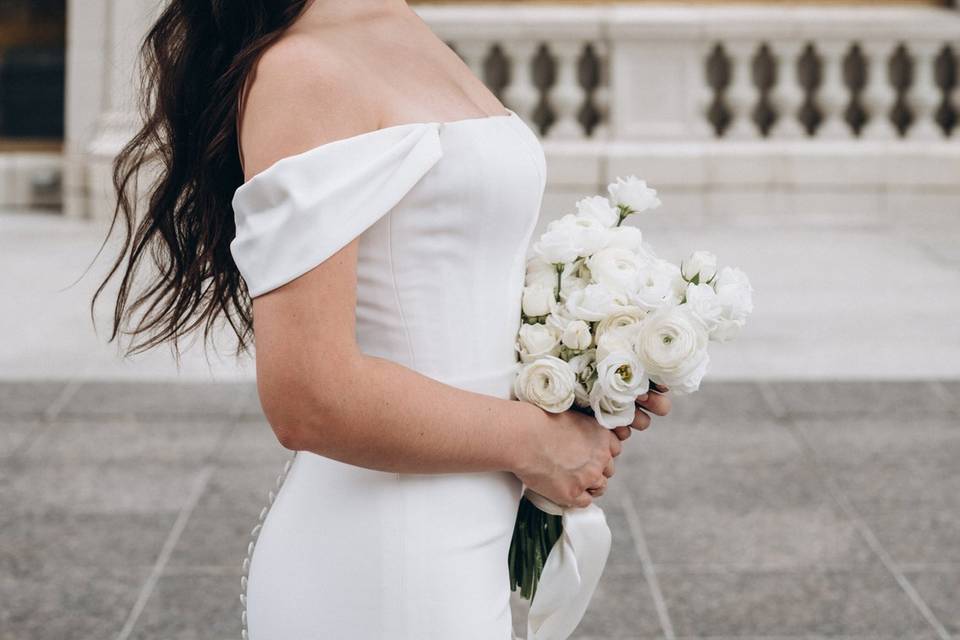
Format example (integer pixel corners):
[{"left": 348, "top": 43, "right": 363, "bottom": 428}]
[{"left": 508, "top": 494, "right": 564, "bottom": 602}]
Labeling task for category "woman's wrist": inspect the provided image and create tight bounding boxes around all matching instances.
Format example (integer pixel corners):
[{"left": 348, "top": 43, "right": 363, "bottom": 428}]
[{"left": 502, "top": 400, "right": 544, "bottom": 478}]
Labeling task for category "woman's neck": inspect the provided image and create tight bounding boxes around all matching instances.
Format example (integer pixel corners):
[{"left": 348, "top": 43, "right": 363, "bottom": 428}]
[{"left": 298, "top": 0, "right": 410, "bottom": 25}]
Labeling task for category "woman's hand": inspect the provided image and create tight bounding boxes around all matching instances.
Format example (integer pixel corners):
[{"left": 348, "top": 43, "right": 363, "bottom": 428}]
[
  {"left": 628, "top": 382, "right": 672, "bottom": 433},
  {"left": 512, "top": 405, "right": 623, "bottom": 508}
]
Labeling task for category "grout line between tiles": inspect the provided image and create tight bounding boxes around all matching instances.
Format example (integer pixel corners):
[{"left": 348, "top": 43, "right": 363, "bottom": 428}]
[{"left": 620, "top": 491, "right": 677, "bottom": 640}]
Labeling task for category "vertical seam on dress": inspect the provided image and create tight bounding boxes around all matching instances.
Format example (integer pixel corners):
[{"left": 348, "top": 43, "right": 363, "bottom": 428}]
[{"left": 386, "top": 184, "right": 419, "bottom": 371}]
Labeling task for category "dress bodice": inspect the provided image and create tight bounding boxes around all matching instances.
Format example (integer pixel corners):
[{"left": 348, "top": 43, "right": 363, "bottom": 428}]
[{"left": 230, "top": 110, "right": 546, "bottom": 395}]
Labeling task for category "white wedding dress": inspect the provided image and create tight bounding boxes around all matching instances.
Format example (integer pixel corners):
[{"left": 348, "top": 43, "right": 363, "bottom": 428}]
[{"left": 230, "top": 108, "right": 546, "bottom": 639}]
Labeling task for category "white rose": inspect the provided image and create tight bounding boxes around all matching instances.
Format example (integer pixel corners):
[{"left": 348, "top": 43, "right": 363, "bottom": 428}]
[
  {"left": 565, "top": 283, "right": 626, "bottom": 322},
  {"left": 605, "top": 225, "right": 644, "bottom": 251},
  {"left": 607, "top": 176, "right": 662, "bottom": 214},
  {"left": 567, "top": 349, "right": 597, "bottom": 408},
  {"left": 561, "top": 319, "right": 593, "bottom": 350},
  {"left": 631, "top": 260, "right": 684, "bottom": 311},
  {"left": 513, "top": 356, "right": 577, "bottom": 413},
  {"left": 525, "top": 256, "right": 560, "bottom": 289},
  {"left": 559, "top": 260, "right": 589, "bottom": 301},
  {"left": 595, "top": 306, "right": 648, "bottom": 342},
  {"left": 634, "top": 306, "right": 710, "bottom": 394},
  {"left": 681, "top": 250, "right": 719, "bottom": 284},
  {"left": 594, "top": 348, "right": 649, "bottom": 405},
  {"left": 533, "top": 214, "right": 609, "bottom": 264},
  {"left": 684, "top": 282, "right": 723, "bottom": 334},
  {"left": 712, "top": 266, "right": 754, "bottom": 342},
  {"left": 589, "top": 381, "right": 637, "bottom": 429},
  {"left": 575, "top": 195, "right": 619, "bottom": 228},
  {"left": 587, "top": 246, "right": 647, "bottom": 295},
  {"left": 516, "top": 322, "right": 561, "bottom": 363},
  {"left": 522, "top": 284, "right": 556, "bottom": 318}
]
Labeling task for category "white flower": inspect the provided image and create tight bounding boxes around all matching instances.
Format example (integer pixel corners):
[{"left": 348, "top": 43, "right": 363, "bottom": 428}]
[
  {"left": 525, "top": 256, "right": 560, "bottom": 289},
  {"left": 514, "top": 356, "right": 577, "bottom": 413},
  {"left": 605, "top": 225, "right": 644, "bottom": 252},
  {"left": 587, "top": 246, "right": 647, "bottom": 295},
  {"left": 533, "top": 214, "right": 609, "bottom": 264},
  {"left": 516, "top": 323, "right": 561, "bottom": 363},
  {"left": 522, "top": 284, "right": 556, "bottom": 318},
  {"left": 595, "top": 306, "right": 648, "bottom": 342},
  {"left": 634, "top": 306, "right": 710, "bottom": 394},
  {"left": 594, "top": 347, "right": 649, "bottom": 405},
  {"left": 568, "top": 349, "right": 597, "bottom": 408},
  {"left": 565, "top": 283, "right": 627, "bottom": 322},
  {"left": 589, "top": 381, "right": 637, "bottom": 429},
  {"left": 712, "top": 266, "right": 754, "bottom": 342},
  {"left": 681, "top": 250, "right": 719, "bottom": 284},
  {"left": 561, "top": 319, "right": 593, "bottom": 351},
  {"left": 576, "top": 195, "right": 619, "bottom": 228},
  {"left": 630, "top": 260, "right": 685, "bottom": 311},
  {"left": 559, "top": 260, "right": 589, "bottom": 301},
  {"left": 608, "top": 176, "right": 662, "bottom": 214},
  {"left": 684, "top": 282, "right": 724, "bottom": 334}
]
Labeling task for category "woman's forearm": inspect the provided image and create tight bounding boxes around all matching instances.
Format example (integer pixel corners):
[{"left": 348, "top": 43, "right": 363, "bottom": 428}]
[{"left": 260, "top": 352, "right": 542, "bottom": 476}]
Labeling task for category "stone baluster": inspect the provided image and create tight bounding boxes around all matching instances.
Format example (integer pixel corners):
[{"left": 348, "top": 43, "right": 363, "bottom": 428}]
[
  {"left": 501, "top": 40, "right": 541, "bottom": 126},
  {"left": 770, "top": 41, "right": 807, "bottom": 139},
  {"left": 907, "top": 41, "right": 943, "bottom": 140},
  {"left": 860, "top": 40, "right": 898, "bottom": 140},
  {"left": 724, "top": 40, "right": 760, "bottom": 139},
  {"left": 815, "top": 40, "right": 853, "bottom": 138},
  {"left": 590, "top": 41, "right": 611, "bottom": 139},
  {"left": 697, "top": 41, "right": 720, "bottom": 139},
  {"left": 546, "top": 40, "right": 587, "bottom": 140}
]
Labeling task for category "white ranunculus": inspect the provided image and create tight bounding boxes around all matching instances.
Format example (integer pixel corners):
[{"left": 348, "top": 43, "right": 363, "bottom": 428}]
[
  {"left": 594, "top": 306, "right": 648, "bottom": 342},
  {"left": 607, "top": 176, "right": 662, "bottom": 214},
  {"left": 594, "top": 348, "right": 649, "bottom": 405},
  {"left": 712, "top": 266, "right": 754, "bottom": 342},
  {"left": 589, "top": 381, "right": 637, "bottom": 429},
  {"left": 525, "top": 256, "right": 560, "bottom": 289},
  {"left": 561, "top": 319, "right": 593, "bottom": 351},
  {"left": 564, "top": 283, "right": 627, "bottom": 322},
  {"left": 587, "top": 246, "right": 647, "bottom": 295},
  {"left": 516, "top": 322, "right": 561, "bottom": 363},
  {"left": 514, "top": 356, "right": 577, "bottom": 413},
  {"left": 605, "top": 225, "right": 644, "bottom": 252},
  {"left": 576, "top": 195, "right": 620, "bottom": 228},
  {"left": 522, "top": 284, "right": 556, "bottom": 318},
  {"left": 684, "top": 282, "right": 723, "bottom": 334},
  {"left": 681, "top": 250, "right": 719, "bottom": 285},
  {"left": 533, "top": 214, "right": 609, "bottom": 264},
  {"left": 630, "top": 260, "right": 685, "bottom": 311},
  {"left": 567, "top": 349, "right": 597, "bottom": 408},
  {"left": 634, "top": 306, "right": 710, "bottom": 394}
]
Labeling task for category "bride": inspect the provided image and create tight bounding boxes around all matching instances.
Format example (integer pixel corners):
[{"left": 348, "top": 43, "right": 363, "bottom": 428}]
[{"left": 95, "top": 0, "right": 673, "bottom": 637}]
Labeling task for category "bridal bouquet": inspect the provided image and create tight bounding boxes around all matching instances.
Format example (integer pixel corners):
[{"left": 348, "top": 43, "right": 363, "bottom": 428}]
[{"left": 508, "top": 177, "right": 753, "bottom": 635}]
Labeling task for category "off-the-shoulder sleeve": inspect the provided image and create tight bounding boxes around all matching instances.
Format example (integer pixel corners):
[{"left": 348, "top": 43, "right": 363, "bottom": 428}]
[{"left": 230, "top": 122, "right": 443, "bottom": 297}]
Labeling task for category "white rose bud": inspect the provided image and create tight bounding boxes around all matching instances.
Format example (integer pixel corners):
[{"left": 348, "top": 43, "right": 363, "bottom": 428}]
[
  {"left": 522, "top": 284, "right": 556, "bottom": 318},
  {"left": 575, "top": 195, "right": 619, "bottom": 228},
  {"left": 634, "top": 307, "right": 710, "bottom": 395},
  {"left": 681, "top": 250, "right": 719, "bottom": 284},
  {"left": 516, "top": 322, "right": 561, "bottom": 363},
  {"left": 513, "top": 356, "right": 577, "bottom": 413},
  {"left": 561, "top": 319, "right": 593, "bottom": 350},
  {"left": 607, "top": 176, "right": 662, "bottom": 215}
]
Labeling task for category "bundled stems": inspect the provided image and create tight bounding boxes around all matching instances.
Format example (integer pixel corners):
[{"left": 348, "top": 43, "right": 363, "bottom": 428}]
[{"left": 508, "top": 494, "right": 564, "bottom": 601}]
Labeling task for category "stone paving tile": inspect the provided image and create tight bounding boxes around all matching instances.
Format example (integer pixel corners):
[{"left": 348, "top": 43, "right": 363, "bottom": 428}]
[
  {"left": 20, "top": 414, "right": 228, "bottom": 464},
  {"left": 574, "top": 567, "right": 666, "bottom": 639},
  {"left": 764, "top": 380, "right": 952, "bottom": 418},
  {"left": 656, "top": 567, "right": 939, "bottom": 639},
  {"left": 213, "top": 418, "right": 290, "bottom": 467},
  {"left": 0, "top": 380, "right": 68, "bottom": 417},
  {"left": 166, "top": 506, "right": 259, "bottom": 570},
  {"left": 0, "top": 565, "right": 147, "bottom": 640},
  {"left": 0, "top": 417, "right": 41, "bottom": 457},
  {"left": 1, "top": 458, "right": 202, "bottom": 515},
  {"left": 193, "top": 460, "right": 293, "bottom": 515},
  {"left": 128, "top": 573, "right": 241, "bottom": 640},
  {"left": 792, "top": 415, "right": 960, "bottom": 514},
  {"left": 0, "top": 510, "right": 171, "bottom": 579},
  {"left": 58, "top": 380, "right": 254, "bottom": 419},
  {"left": 654, "top": 380, "right": 774, "bottom": 424},
  {"left": 860, "top": 510, "right": 960, "bottom": 566},
  {"left": 903, "top": 569, "right": 960, "bottom": 636}
]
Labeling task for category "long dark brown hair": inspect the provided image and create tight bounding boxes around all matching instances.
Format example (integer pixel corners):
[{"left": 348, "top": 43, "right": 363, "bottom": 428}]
[{"left": 90, "top": 0, "right": 309, "bottom": 362}]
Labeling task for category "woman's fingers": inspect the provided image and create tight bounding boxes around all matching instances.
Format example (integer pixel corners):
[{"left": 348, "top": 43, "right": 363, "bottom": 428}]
[
  {"left": 638, "top": 392, "right": 672, "bottom": 417},
  {"left": 602, "top": 458, "right": 615, "bottom": 478},
  {"left": 612, "top": 426, "right": 632, "bottom": 441},
  {"left": 631, "top": 407, "right": 652, "bottom": 431}
]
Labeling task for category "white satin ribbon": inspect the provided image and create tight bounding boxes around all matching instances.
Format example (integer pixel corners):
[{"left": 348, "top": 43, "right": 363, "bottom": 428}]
[{"left": 523, "top": 488, "right": 612, "bottom": 640}]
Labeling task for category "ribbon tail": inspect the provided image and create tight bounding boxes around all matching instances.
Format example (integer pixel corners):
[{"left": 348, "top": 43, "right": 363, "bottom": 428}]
[{"left": 525, "top": 498, "right": 612, "bottom": 640}]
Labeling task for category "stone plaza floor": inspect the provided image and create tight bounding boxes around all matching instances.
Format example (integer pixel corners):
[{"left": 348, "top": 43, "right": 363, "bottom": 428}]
[{"left": 1, "top": 379, "right": 958, "bottom": 640}]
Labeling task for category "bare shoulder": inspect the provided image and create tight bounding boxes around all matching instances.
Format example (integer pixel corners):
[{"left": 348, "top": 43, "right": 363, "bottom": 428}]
[{"left": 239, "top": 31, "right": 380, "bottom": 180}]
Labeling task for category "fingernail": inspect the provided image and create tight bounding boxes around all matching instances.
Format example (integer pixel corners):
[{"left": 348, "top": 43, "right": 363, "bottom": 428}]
[{"left": 638, "top": 394, "right": 649, "bottom": 402}]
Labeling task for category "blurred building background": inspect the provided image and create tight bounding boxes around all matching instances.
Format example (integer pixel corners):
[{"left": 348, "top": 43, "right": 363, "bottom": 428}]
[{"left": 1, "top": 2, "right": 959, "bottom": 639}]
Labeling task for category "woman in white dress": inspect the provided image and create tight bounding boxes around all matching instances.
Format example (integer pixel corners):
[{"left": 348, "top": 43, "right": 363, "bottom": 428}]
[{"left": 95, "top": 0, "right": 673, "bottom": 637}]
